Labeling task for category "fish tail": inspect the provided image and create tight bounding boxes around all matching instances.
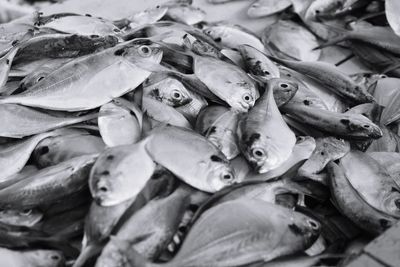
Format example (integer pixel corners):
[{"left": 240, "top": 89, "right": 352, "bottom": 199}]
[{"left": 72, "top": 243, "right": 103, "bottom": 267}]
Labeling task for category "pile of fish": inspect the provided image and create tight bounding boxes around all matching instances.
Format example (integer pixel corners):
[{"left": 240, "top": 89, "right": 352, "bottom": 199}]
[{"left": 1, "top": 0, "right": 400, "bottom": 266}]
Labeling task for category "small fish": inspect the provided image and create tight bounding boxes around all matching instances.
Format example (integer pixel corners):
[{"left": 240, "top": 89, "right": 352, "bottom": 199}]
[
  {"left": 270, "top": 57, "right": 375, "bottom": 104},
  {"left": 89, "top": 140, "right": 156, "bottom": 206},
  {"left": 203, "top": 24, "right": 265, "bottom": 52},
  {"left": 298, "top": 137, "right": 350, "bottom": 180},
  {"left": 128, "top": 6, "right": 169, "bottom": 28},
  {"left": 99, "top": 98, "right": 142, "bottom": 147},
  {"left": 195, "top": 106, "right": 240, "bottom": 160},
  {"left": 239, "top": 44, "right": 280, "bottom": 82},
  {"left": 327, "top": 161, "right": 397, "bottom": 235},
  {"left": 247, "top": 0, "right": 292, "bottom": 18},
  {"left": 164, "top": 4, "right": 206, "bottom": 25},
  {"left": 0, "top": 104, "right": 98, "bottom": 138},
  {"left": 339, "top": 151, "right": 400, "bottom": 218},
  {"left": 0, "top": 208, "right": 43, "bottom": 228},
  {"left": 282, "top": 103, "right": 382, "bottom": 139},
  {"left": 262, "top": 20, "right": 321, "bottom": 61},
  {"left": 0, "top": 42, "right": 163, "bottom": 111},
  {"left": 238, "top": 78, "right": 296, "bottom": 173},
  {"left": 33, "top": 129, "right": 105, "bottom": 168},
  {"left": 112, "top": 199, "right": 320, "bottom": 267},
  {"left": 145, "top": 125, "right": 236, "bottom": 192},
  {"left": 0, "top": 154, "right": 96, "bottom": 209},
  {"left": 0, "top": 247, "right": 64, "bottom": 267},
  {"left": 386, "top": 0, "right": 400, "bottom": 36}
]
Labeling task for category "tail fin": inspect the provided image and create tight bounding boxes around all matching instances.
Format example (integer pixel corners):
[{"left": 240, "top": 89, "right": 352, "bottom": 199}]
[
  {"left": 72, "top": 243, "right": 103, "bottom": 267},
  {"left": 312, "top": 24, "right": 349, "bottom": 50}
]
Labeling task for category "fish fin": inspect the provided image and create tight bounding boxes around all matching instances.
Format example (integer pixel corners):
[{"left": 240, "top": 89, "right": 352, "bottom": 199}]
[
  {"left": 381, "top": 89, "right": 400, "bottom": 125},
  {"left": 72, "top": 243, "right": 103, "bottom": 267},
  {"left": 108, "top": 236, "right": 151, "bottom": 267},
  {"left": 312, "top": 24, "right": 349, "bottom": 50}
]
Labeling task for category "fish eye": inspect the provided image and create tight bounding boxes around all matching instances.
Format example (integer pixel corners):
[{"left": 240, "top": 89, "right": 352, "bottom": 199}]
[
  {"left": 251, "top": 148, "right": 265, "bottom": 159},
  {"left": 113, "top": 28, "right": 121, "bottom": 33},
  {"left": 20, "top": 209, "right": 32, "bottom": 215},
  {"left": 280, "top": 83, "right": 288, "bottom": 88},
  {"left": 296, "top": 136, "right": 305, "bottom": 142},
  {"left": 220, "top": 172, "right": 234, "bottom": 182},
  {"left": 171, "top": 90, "right": 182, "bottom": 100},
  {"left": 50, "top": 254, "right": 60, "bottom": 261},
  {"left": 308, "top": 219, "right": 319, "bottom": 230},
  {"left": 315, "top": 10, "right": 320, "bottom": 14},
  {"left": 98, "top": 186, "right": 108, "bottom": 193},
  {"left": 138, "top": 45, "right": 152, "bottom": 57},
  {"left": 395, "top": 199, "right": 400, "bottom": 209},
  {"left": 242, "top": 93, "right": 253, "bottom": 102}
]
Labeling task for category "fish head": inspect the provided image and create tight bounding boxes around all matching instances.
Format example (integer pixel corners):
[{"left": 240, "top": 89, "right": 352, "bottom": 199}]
[
  {"left": 147, "top": 77, "right": 193, "bottom": 107},
  {"left": 382, "top": 188, "right": 400, "bottom": 217},
  {"left": 240, "top": 132, "right": 282, "bottom": 173},
  {"left": 203, "top": 26, "right": 226, "bottom": 43},
  {"left": 119, "top": 41, "right": 163, "bottom": 66},
  {"left": 24, "top": 250, "right": 65, "bottom": 267},
  {"left": 0, "top": 208, "right": 43, "bottom": 227},
  {"left": 206, "top": 154, "right": 237, "bottom": 192},
  {"left": 228, "top": 82, "right": 257, "bottom": 112},
  {"left": 286, "top": 213, "right": 321, "bottom": 246},
  {"left": 270, "top": 78, "right": 299, "bottom": 106},
  {"left": 342, "top": 114, "right": 383, "bottom": 139}
]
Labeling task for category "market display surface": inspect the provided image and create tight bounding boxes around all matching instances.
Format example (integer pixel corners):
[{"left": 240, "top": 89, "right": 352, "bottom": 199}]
[{"left": 0, "top": 0, "right": 400, "bottom": 266}]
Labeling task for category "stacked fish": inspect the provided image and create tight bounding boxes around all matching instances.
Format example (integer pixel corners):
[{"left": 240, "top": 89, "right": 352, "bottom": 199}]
[{"left": 0, "top": 0, "right": 400, "bottom": 266}]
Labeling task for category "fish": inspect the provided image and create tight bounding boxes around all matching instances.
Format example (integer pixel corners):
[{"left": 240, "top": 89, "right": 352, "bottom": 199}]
[
  {"left": 0, "top": 132, "right": 59, "bottom": 183},
  {"left": 239, "top": 44, "right": 280, "bottom": 82},
  {"left": 203, "top": 24, "right": 265, "bottom": 52},
  {"left": 110, "top": 199, "right": 320, "bottom": 267},
  {"left": 0, "top": 247, "right": 64, "bottom": 267},
  {"left": 142, "top": 73, "right": 207, "bottom": 123},
  {"left": 304, "top": 0, "right": 345, "bottom": 21},
  {"left": 327, "top": 161, "right": 398, "bottom": 235},
  {"left": 339, "top": 151, "right": 400, "bottom": 218},
  {"left": 142, "top": 97, "right": 192, "bottom": 129},
  {"left": 0, "top": 104, "right": 98, "bottom": 138},
  {"left": 32, "top": 129, "right": 105, "bottom": 168},
  {"left": 386, "top": 0, "right": 400, "bottom": 36},
  {"left": 0, "top": 41, "right": 163, "bottom": 111},
  {"left": 207, "top": 0, "right": 245, "bottom": 4},
  {"left": 14, "top": 34, "right": 118, "bottom": 63},
  {"left": 238, "top": 78, "right": 296, "bottom": 173},
  {"left": 0, "top": 165, "right": 38, "bottom": 190},
  {"left": 99, "top": 98, "right": 142, "bottom": 147},
  {"left": 270, "top": 57, "right": 375, "bottom": 104},
  {"left": 368, "top": 152, "right": 400, "bottom": 183},
  {"left": 39, "top": 14, "right": 122, "bottom": 37},
  {"left": 145, "top": 125, "right": 236, "bottom": 192},
  {"left": 0, "top": 154, "right": 96, "bottom": 209},
  {"left": 127, "top": 6, "right": 169, "bottom": 28},
  {"left": 164, "top": 4, "right": 206, "bottom": 25},
  {"left": 282, "top": 103, "right": 382, "bottom": 139},
  {"left": 0, "top": 208, "right": 43, "bottom": 228},
  {"left": 89, "top": 140, "right": 156, "bottom": 206},
  {"left": 262, "top": 20, "right": 321, "bottom": 61},
  {"left": 298, "top": 137, "right": 350, "bottom": 180},
  {"left": 96, "top": 185, "right": 190, "bottom": 266},
  {"left": 247, "top": 0, "right": 292, "bottom": 18},
  {"left": 195, "top": 105, "right": 240, "bottom": 160}
]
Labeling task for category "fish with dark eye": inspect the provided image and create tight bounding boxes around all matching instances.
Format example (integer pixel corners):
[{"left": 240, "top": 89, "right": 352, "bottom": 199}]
[
  {"left": 101, "top": 199, "right": 320, "bottom": 267},
  {"left": 238, "top": 78, "right": 296, "bottom": 173}
]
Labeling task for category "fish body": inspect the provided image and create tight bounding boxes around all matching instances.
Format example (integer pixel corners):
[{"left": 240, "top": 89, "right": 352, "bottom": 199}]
[
  {"left": 247, "top": 0, "right": 292, "bottom": 18},
  {"left": 0, "top": 247, "right": 64, "bottom": 267}
]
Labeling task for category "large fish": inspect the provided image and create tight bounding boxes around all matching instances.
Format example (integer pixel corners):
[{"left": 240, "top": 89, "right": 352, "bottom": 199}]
[
  {"left": 238, "top": 78, "right": 296, "bottom": 173},
  {"left": 0, "top": 41, "right": 163, "bottom": 111}
]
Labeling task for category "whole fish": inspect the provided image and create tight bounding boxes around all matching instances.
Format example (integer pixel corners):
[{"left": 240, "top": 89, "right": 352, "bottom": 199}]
[
  {"left": 239, "top": 44, "right": 280, "bottom": 82},
  {"left": 270, "top": 57, "right": 375, "bottom": 104},
  {"left": 0, "top": 155, "right": 96, "bottom": 209},
  {"left": 109, "top": 199, "right": 320, "bottom": 267},
  {"left": 96, "top": 185, "right": 190, "bottom": 266},
  {"left": 298, "top": 137, "right": 350, "bottom": 180},
  {"left": 145, "top": 125, "right": 236, "bottom": 192},
  {"left": 282, "top": 103, "right": 382, "bottom": 139},
  {"left": 0, "top": 247, "right": 64, "bottom": 267},
  {"left": 262, "top": 20, "right": 321, "bottom": 61},
  {"left": 339, "top": 151, "right": 400, "bottom": 218},
  {"left": 195, "top": 106, "right": 240, "bottom": 160},
  {"left": 247, "top": 0, "right": 292, "bottom": 18},
  {"left": 89, "top": 140, "right": 156, "bottom": 206},
  {"left": 33, "top": 129, "right": 105, "bottom": 168},
  {"left": 99, "top": 98, "right": 142, "bottom": 147},
  {"left": 203, "top": 24, "right": 265, "bottom": 52},
  {"left": 0, "top": 104, "right": 97, "bottom": 138},
  {"left": 327, "top": 161, "right": 397, "bottom": 235},
  {"left": 0, "top": 208, "right": 43, "bottom": 228},
  {"left": 238, "top": 78, "right": 296, "bottom": 173},
  {"left": 0, "top": 42, "right": 163, "bottom": 111},
  {"left": 14, "top": 34, "right": 118, "bottom": 63}
]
